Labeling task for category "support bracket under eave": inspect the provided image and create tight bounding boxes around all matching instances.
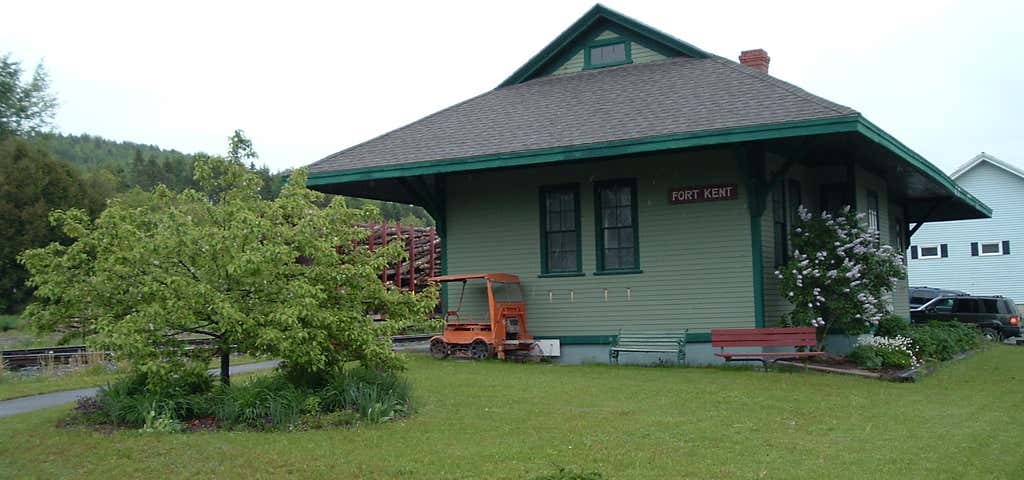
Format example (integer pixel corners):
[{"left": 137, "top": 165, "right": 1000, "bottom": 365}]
[{"left": 905, "top": 199, "right": 948, "bottom": 246}]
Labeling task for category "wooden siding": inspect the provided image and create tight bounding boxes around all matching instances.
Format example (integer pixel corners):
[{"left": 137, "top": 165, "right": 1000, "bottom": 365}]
[
  {"left": 595, "top": 30, "right": 618, "bottom": 40},
  {"left": 550, "top": 50, "right": 585, "bottom": 76},
  {"left": 445, "top": 149, "right": 755, "bottom": 337},
  {"left": 909, "top": 161, "right": 1024, "bottom": 300},
  {"left": 631, "top": 43, "right": 666, "bottom": 64}
]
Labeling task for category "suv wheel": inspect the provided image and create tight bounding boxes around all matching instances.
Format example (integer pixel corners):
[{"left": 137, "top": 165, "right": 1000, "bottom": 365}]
[{"left": 981, "top": 327, "right": 1002, "bottom": 342}]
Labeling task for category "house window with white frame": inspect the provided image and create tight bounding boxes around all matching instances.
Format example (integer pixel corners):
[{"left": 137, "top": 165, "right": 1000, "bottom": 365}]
[
  {"left": 918, "top": 245, "right": 941, "bottom": 259},
  {"left": 971, "top": 240, "right": 1010, "bottom": 256},
  {"left": 979, "top": 241, "right": 1003, "bottom": 256}
]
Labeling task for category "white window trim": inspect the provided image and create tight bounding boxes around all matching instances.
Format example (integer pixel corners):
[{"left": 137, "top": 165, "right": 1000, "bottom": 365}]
[
  {"left": 979, "top": 241, "right": 1003, "bottom": 256},
  {"left": 918, "top": 244, "right": 942, "bottom": 259}
]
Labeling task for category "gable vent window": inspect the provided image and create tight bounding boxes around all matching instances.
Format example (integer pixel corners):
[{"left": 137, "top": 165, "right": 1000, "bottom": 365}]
[
  {"left": 972, "top": 241, "right": 1010, "bottom": 256},
  {"left": 911, "top": 244, "right": 947, "bottom": 260},
  {"left": 585, "top": 40, "right": 631, "bottom": 69}
]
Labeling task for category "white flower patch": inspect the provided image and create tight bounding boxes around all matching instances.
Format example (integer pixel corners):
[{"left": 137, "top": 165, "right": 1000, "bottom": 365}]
[{"left": 858, "top": 335, "right": 921, "bottom": 367}]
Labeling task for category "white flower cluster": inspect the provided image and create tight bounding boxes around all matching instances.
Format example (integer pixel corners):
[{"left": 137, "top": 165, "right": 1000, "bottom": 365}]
[
  {"left": 858, "top": 335, "right": 921, "bottom": 367},
  {"left": 776, "top": 206, "right": 906, "bottom": 332}
]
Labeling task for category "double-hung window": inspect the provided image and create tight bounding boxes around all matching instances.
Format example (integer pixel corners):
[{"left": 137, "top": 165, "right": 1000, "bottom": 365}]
[
  {"left": 866, "top": 190, "right": 880, "bottom": 232},
  {"left": 539, "top": 185, "right": 582, "bottom": 275},
  {"left": 595, "top": 179, "right": 639, "bottom": 273}
]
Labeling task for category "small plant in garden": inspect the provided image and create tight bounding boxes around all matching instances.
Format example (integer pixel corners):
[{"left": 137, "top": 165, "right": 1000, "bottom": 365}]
[
  {"left": 849, "top": 336, "right": 919, "bottom": 369},
  {"left": 777, "top": 206, "right": 906, "bottom": 348}
]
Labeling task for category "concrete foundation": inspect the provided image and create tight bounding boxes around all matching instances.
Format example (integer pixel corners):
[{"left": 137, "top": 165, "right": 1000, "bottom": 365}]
[{"left": 553, "top": 343, "right": 762, "bottom": 366}]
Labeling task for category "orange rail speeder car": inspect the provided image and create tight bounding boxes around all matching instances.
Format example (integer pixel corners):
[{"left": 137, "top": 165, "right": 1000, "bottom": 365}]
[{"left": 428, "top": 273, "right": 534, "bottom": 360}]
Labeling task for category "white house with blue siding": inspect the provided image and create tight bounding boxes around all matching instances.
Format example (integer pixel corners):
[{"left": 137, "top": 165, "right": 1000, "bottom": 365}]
[{"left": 909, "top": 153, "right": 1024, "bottom": 301}]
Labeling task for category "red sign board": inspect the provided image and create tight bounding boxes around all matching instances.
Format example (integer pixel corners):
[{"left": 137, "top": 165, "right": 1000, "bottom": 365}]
[{"left": 669, "top": 184, "right": 738, "bottom": 204}]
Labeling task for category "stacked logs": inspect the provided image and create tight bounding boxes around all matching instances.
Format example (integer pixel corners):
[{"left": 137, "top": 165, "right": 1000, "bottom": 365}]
[{"left": 363, "top": 222, "right": 440, "bottom": 292}]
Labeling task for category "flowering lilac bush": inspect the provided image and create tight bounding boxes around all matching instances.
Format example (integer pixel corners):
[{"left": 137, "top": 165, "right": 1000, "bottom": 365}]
[{"left": 776, "top": 206, "right": 905, "bottom": 348}]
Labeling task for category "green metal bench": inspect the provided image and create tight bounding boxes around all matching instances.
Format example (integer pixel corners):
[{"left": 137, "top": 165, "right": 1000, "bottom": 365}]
[{"left": 608, "top": 330, "right": 687, "bottom": 364}]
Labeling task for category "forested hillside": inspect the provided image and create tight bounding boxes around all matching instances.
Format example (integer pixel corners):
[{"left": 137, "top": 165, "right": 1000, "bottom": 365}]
[
  {"left": 31, "top": 132, "right": 434, "bottom": 225},
  {"left": 2, "top": 51, "right": 431, "bottom": 313}
]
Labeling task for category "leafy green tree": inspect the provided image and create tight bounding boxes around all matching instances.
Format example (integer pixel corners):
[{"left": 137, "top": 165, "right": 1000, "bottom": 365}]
[
  {"left": 0, "top": 138, "right": 101, "bottom": 312},
  {"left": 20, "top": 157, "right": 438, "bottom": 386},
  {"left": 0, "top": 53, "right": 58, "bottom": 138},
  {"left": 227, "top": 129, "right": 257, "bottom": 164}
]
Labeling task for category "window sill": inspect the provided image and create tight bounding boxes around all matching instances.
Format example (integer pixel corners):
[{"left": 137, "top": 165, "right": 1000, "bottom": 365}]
[
  {"left": 538, "top": 272, "right": 585, "bottom": 278},
  {"left": 593, "top": 269, "right": 643, "bottom": 276},
  {"left": 584, "top": 60, "right": 633, "bottom": 70}
]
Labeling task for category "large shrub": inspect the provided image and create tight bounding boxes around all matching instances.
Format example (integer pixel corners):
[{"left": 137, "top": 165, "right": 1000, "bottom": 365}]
[
  {"left": 776, "top": 207, "right": 905, "bottom": 347},
  {"left": 907, "top": 322, "right": 980, "bottom": 361}
]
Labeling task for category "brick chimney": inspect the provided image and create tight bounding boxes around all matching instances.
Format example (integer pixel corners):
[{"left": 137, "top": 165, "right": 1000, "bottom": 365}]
[{"left": 739, "top": 49, "right": 770, "bottom": 73}]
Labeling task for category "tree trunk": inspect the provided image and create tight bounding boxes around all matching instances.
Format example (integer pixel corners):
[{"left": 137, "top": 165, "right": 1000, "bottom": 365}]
[{"left": 220, "top": 349, "right": 230, "bottom": 386}]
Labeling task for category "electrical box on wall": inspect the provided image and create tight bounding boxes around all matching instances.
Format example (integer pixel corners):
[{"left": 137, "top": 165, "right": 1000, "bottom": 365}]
[{"left": 533, "top": 339, "right": 560, "bottom": 356}]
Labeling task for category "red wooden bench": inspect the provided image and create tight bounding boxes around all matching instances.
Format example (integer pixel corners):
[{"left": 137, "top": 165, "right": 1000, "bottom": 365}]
[{"left": 711, "top": 327, "right": 823, "bottom": 371}]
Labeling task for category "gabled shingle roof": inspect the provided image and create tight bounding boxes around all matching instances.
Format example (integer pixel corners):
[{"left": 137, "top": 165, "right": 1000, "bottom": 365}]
[
  {"left": 950, "top": 152, "right": 1024, "bottom": 181},
  {"left": 307, "top": 55, "right": 856, "bottom": 176}
]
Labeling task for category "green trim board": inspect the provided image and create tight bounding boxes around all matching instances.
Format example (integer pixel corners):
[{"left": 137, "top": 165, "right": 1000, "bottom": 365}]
[
  {"left": 539, "top": 183, "right": 584, "bottom": 275},
  {"left": 498, "top": 4, "right": 709, "bottom": 87},
  {"left": 593, "top": 178, "right": 641, "bottom": 273},
  {"left": 537, "top": 333, "right": 712, "bottom": 344},
  {"left": 583, "top": 37, "right": 632, "bottom": 70},
  {"left": 592, "top": 269, "right": 643, "bottom": 276},
  {"left": 305, "top": 114, "right": 991, "bottom": 221},
  {"left": 739, "top": 146, "right": 767, "bottom": 329}
]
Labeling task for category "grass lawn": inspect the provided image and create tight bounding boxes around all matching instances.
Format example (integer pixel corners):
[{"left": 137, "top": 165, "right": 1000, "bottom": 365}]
[
  {"left": 0, "top": 355, "right": 270, "bottom": 401},
  {"left": 1, "top": 346, "right": 1021, "bottom": 479}
]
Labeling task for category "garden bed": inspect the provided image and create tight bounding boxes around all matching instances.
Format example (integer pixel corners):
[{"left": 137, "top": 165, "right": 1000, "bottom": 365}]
[
  {"left": 59, "top": 364, "right": 414, "bottom": 433},
  {"left": 776, "top": 318, "right": 986, "bottom": 382},
  {"left": 776, "top": 349, "right": 978, "bottom": 382}
]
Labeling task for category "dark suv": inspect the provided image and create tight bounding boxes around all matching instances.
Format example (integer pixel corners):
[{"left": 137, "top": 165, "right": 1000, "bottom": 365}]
[
  {"left": 909, "top": 286, "right": 968, "bottom": 310},
  {"left": 911, "top": 295, "right": 1022, "bottom": 340}
]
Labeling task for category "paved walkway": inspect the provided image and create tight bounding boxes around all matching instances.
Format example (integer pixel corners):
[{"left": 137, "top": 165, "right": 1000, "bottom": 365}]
[{"left": 0, "top": 360, "right": 279, "bottom": 418}]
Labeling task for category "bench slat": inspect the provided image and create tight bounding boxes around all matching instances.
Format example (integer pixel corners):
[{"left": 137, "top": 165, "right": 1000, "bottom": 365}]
[
  {"left": 712, "top": 333, "right": 815, "bottom": 339},
  {"left": 716, "top": 352, "right": 823, "bottom": 358},
  {"left": 711, "top": 327, "right": 816, "bottom": 335},
  {"left": 712, "top": 339, "right": 817, "bottom": 348}
]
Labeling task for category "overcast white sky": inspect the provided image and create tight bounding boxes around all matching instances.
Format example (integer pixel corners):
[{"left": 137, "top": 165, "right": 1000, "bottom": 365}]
[{"left": 3, "top": 0, "right": 1022, "bottom": 173}]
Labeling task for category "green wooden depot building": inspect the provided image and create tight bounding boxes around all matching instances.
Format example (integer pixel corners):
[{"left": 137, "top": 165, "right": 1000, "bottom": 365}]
[{"left": 305, "top": 5, "right": 990, "bottom": 363}]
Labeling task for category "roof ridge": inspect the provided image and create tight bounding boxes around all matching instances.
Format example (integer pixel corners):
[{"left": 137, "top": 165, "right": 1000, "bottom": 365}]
[
  {"left": 708, "top": 55, "right": 855, "bottom": 116},
  {"left": 309, "top": 89, "right": 496, "bottom": 168},
  {"left": 951, "top": 152, "right": 1024, "bottom": 180}
]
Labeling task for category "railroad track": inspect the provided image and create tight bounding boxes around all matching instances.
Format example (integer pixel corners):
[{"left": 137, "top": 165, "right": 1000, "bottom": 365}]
[{"left": 1, "top": 335, "right": 437, "bottom": 369}]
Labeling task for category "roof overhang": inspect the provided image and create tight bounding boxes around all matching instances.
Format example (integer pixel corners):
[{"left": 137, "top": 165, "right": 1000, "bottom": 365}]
[{"left": 306, "top": 114, "right": 991, "bottom": 223}]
